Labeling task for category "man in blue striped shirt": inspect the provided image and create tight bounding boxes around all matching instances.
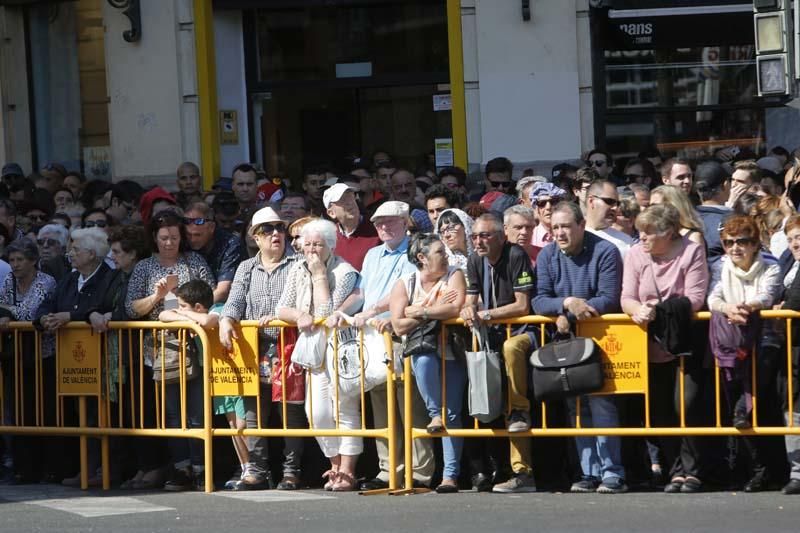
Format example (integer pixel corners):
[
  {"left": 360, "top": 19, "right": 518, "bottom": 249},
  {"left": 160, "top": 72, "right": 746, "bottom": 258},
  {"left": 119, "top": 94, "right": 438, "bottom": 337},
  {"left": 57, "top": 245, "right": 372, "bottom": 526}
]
[{"left": 532, "top": 201, "right": 627, "bottom": 494}]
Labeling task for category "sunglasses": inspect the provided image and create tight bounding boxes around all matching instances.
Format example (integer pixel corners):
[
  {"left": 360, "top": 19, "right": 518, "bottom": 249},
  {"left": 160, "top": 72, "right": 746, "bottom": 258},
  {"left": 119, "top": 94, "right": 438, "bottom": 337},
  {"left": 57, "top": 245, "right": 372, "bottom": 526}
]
[
  {"left": 28, "top": 213, "right": 48, "bottom": 222},
  {"left": 183, "top": 217, "right": 213, "bottom": 226},
  {"left": 535, "top": 198, "right": 557, "bottom": 209},
  {"left": 84, "top": 220, "right": 108, "bottom": 228},
  {"left": 37, "top": 238, "right": 60, "bottom": 247},
  {"left": 591, "top": 195, "right": 619, "bottom": 207},
  {"left": 470, "top": 231, "right": 496, "bottom": 241},
  {"left": 256, "top": 223, "right": 287, "bottom": 235},
  {"left": 624, "top": 174, "right": 644, "bottom": 182},
  {"left": 489, "top": 180, "right": 512, "bottom": 190},
  {"left": 722, "top": 237, "right": 755, "bottom": 248},
  {"left": 588, "top": 160, "right": 607, "bottom": 168}
]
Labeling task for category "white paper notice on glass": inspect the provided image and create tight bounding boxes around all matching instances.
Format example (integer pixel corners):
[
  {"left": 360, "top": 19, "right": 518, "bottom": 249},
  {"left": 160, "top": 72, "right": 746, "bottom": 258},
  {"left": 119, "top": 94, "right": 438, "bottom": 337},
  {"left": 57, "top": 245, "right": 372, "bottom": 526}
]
[
  {"left": 433, "top": 94, "right": 452, "bottom": 112},
  {"left": 434, "top": 138, "right": 454, "bottom": 167}
]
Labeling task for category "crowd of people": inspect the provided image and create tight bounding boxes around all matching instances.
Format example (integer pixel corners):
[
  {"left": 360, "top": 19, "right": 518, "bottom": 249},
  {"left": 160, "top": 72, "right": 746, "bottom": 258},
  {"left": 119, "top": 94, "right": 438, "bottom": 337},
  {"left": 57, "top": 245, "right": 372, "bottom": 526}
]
[{"left": 0, "top": 146, "right": 799, "bottom": 497}]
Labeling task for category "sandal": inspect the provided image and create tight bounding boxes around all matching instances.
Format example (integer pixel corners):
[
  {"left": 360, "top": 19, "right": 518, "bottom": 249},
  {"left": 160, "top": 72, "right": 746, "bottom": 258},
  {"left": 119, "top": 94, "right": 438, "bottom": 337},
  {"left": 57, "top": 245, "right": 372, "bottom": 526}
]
[
  {"left": 322, "top": 470, "right": 338, "bottom": 491},
  {"left": 427, "top": 416, "right": 444, "bottom": 434},
  {"left": 664, "top": 476, "right": 684, "bottom": 493},
  {"left": 331, "top": 472, "right": 357, "bottom": 492},
  {"left": 681, "top": 476, "right": 702, "bottom": 493}
]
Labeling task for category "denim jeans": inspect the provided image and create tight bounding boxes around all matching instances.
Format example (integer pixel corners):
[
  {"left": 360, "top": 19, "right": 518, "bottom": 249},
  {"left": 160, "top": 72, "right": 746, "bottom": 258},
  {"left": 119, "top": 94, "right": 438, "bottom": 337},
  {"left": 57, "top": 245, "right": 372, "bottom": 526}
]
[
  {"left": 567, "top": 395, "right": 625, "bottom": 482},
  {"left": 786, "top": 411, "right": 800, "bottom": 481},
  {"left": 165, "top": 376, "right": 204, "bottom": 469},
  {"left": 411, "top": 353, "right": 467, "bottom": 480}
]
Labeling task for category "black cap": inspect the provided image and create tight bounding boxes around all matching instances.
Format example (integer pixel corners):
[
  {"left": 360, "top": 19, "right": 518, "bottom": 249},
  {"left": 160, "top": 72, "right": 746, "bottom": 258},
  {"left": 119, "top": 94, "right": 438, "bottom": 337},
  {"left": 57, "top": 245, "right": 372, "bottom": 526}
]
[{"left": 694, "top": 161, "right": 729, "bottom": 192}]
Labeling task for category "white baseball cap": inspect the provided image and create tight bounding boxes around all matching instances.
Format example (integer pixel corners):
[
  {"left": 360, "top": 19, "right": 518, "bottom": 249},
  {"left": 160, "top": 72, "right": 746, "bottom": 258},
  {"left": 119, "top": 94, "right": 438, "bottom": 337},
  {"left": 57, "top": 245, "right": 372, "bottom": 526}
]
[
  {"left": 249, "top": 206, "right": 285, "bottom": 234},
  {"left": 323, "top": 183, "right": 355, "bottom": 209},
  {"left": 369, "top": 201, "right": 409, "bottom": 222}
]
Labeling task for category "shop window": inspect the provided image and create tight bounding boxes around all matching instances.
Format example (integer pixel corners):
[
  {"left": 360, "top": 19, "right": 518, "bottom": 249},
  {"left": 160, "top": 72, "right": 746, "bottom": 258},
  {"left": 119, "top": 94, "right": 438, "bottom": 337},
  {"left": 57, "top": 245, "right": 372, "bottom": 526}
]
[{"left": 255, "top": 1, "right": 448, "bottom": 83}]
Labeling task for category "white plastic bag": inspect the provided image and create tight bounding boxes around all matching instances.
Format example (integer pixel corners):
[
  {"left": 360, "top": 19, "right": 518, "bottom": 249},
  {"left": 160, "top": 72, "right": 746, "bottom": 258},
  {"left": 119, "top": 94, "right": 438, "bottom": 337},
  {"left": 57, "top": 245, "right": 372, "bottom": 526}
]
[
  {"left": 291, "top": 327, "right": 326, "bottom": 370},
  {"left": 325, "top": 325, "right": 389, "bottom": 397}
]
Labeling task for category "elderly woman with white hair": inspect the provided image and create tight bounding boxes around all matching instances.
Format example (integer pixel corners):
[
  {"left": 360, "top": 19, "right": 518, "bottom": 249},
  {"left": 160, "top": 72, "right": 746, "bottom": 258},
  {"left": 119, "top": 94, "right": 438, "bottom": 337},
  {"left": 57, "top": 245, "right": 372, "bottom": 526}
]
[
  {"left": 276, "top": 218, "right": 362, "bottom": 491},
  {"left": 36, "top": 223, "right": 71, "bottom": 281}
]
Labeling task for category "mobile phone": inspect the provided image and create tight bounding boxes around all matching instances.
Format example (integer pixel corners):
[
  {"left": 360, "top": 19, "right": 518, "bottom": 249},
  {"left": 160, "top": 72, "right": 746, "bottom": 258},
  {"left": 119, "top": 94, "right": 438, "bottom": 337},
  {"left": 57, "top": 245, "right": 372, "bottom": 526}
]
[{"left": 166, "top": 274, "right": 178, "bottom": 288}]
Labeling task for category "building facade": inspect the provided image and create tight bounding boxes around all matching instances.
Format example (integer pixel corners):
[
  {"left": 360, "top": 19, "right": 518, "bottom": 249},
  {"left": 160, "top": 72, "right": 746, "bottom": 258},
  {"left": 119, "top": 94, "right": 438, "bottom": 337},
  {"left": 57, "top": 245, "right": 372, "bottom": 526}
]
[{"left": 0, "top": 0, "right": 797, "bottom": 189}]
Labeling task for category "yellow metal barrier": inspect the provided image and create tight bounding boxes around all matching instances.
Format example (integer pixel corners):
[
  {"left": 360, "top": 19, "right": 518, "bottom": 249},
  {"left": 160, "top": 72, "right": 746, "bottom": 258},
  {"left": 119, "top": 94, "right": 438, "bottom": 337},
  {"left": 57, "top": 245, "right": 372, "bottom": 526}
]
[
  {"left": 399, "top": 311, "right": 800, "bottom": 492},
  {"left": 4, "top": 312, "right": 799, "bottom": 495},
  {"left": 0, "top": 319, "right": 398, "bottom": 494}
]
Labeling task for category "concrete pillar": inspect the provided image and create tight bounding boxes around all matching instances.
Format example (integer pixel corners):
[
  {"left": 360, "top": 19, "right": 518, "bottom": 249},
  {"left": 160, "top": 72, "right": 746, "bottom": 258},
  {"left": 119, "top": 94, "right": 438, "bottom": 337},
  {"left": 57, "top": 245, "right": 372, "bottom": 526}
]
[{"left": 103, "top": 0, "right": 200, "bottom": 187}]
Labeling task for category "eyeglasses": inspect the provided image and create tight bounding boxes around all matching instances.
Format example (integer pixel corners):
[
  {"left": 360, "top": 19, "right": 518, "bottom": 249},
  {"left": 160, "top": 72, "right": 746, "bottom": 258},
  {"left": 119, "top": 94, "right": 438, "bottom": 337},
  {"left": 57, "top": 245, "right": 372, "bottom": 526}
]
[
  {"left": 439, "top": 225, "right": 462, "bottom": 236},
  {"left": 588, "top": 160, "right": 607, "bottom": 168},
  {"left": 489, "top": 180, "right": 512, "bottom": 190},
  {"left": 84, "top": 220, "right": 108, "bottom": 228},
  {"left": 535, "top": 198, "right": 557, "bottom": 209},
  {"left": 590, "top": 195, "right": 619, "bottom": 208},
  {"left": 28, "top": 213, "right": 48, "bottom": 222},
  {"left": 183, "top": 217, "right": 213, "bottom": 226},
  {"left": 722, "top": 237, "right": 756, "bottom": 248},
  {"left": 470, "top": 231, "right": 497, "bottom": 241},
  {"left": 624, "top": 174, "right": 644, "bottom": 182},
  {"left": 37, "top": 238, "right": 60, "bottom": 247},
  {"left": 256, "top": 223, "right": 287, "bottom": 235}
]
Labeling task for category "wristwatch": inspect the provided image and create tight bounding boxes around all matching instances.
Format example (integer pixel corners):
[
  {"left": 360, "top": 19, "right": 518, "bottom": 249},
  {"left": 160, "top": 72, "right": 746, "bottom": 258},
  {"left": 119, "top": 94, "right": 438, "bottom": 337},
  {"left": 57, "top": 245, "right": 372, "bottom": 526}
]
[{"left": 480, "top": 310, "right": 492, "bottom": 321}]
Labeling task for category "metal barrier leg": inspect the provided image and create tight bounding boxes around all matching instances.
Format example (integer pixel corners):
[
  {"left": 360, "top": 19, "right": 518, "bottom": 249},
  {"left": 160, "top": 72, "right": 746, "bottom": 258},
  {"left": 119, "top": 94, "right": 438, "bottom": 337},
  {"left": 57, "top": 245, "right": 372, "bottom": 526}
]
[
  {"left": 389, "top": 356, "right": 429, "bottom": 496},
  {"left": 100, "top": 398, "right": 110, "bottom": 490},
  {"left": 79, "top": 396, "right": 88, "bottom": 490},
  {"left": 361, "top": 332, "right": 399, "bottom": 496}
]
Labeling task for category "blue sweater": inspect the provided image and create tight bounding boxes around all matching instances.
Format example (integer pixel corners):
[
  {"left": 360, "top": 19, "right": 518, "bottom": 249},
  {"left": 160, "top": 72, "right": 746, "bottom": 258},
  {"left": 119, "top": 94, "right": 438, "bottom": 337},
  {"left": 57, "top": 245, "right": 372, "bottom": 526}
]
[{"left": 532, "top": 231, "right": 623, "bottom": 316}]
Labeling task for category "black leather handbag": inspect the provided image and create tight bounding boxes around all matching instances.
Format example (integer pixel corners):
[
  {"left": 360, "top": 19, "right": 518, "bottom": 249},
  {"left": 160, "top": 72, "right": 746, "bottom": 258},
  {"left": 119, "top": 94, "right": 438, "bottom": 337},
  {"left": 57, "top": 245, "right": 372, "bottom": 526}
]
[{"left": 529, "top": 334, "right": 604, "bottom": 401}]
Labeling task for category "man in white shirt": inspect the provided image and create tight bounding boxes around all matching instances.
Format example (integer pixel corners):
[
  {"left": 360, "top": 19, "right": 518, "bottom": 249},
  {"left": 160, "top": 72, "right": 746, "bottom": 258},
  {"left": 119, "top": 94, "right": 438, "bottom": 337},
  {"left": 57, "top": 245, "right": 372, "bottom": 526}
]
[{"left": 585, "top": 180, "right": 634, "bottom": 257}]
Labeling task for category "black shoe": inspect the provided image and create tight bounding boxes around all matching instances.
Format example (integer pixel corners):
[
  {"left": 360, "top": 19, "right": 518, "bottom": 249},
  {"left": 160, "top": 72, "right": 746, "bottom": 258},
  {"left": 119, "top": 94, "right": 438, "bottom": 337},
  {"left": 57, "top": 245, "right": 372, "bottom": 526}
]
[
  {"left": 680, "top": 477, "right": 702, "bottom": 493},
  {"left": 411, "top": 480, "right": 430, "bottom": 489},
  {"left": 233, "top": 471, "right": 271, "bottom": 491},
  {"left": 664, "top": 480, "right": 683, "bottom": 493},
  {"left": 435, "top": 480, "right": 458, "bottom": 494},
  {"left": 744, "top": 474, "right": 768, "bottom": 493},
  {"left": 276, "top": 475, "right": 301, "bottom": 490},
  {"left": 471, "top": 473, "right": 492, "bottom": 492},
  {"left": 224, "top": 470, "right": 242, "bottom": 490},
  {"left": 164, "top": 468, "right": 194, "bottom": 492},
  {"left": 783, "top": 479, "right": 800, "bottom": 494},
  {"left": 359, "top": 477, "right": 389, "bottom": 491}
]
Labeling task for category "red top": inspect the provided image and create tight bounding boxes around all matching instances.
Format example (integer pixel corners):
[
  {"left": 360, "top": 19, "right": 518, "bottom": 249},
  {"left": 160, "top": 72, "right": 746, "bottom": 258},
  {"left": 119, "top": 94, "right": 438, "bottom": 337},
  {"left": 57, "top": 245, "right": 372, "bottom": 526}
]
[{"left": 335, "top": 219, "right": 381, "bottom": 271}]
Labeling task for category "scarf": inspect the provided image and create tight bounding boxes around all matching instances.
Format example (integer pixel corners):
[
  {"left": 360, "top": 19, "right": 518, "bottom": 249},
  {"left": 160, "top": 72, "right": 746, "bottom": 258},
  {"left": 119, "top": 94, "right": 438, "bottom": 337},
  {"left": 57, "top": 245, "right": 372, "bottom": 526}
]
[
  {"left": 720, "top": 256, "right": 766, "bottom": 306},
  {"left": 435, "top": 208, "right": 474, "bottom": 272}
]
